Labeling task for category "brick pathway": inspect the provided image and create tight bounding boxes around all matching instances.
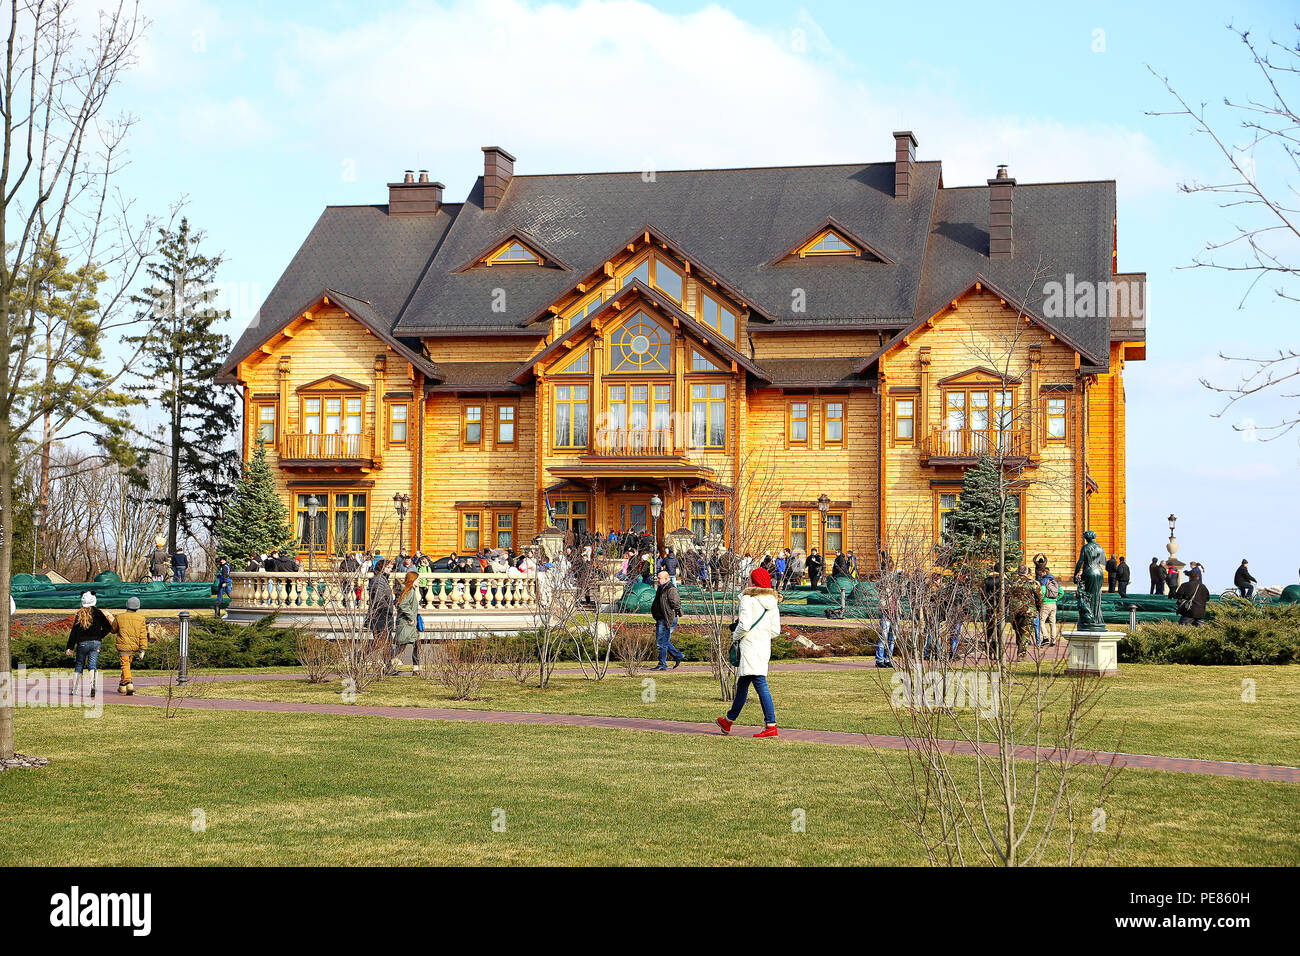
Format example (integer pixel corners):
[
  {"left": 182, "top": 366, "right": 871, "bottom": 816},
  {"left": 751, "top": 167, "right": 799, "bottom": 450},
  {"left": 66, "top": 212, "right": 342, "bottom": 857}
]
[{"left": 78, "top": 684, "right": 1300, "bottom": 784}]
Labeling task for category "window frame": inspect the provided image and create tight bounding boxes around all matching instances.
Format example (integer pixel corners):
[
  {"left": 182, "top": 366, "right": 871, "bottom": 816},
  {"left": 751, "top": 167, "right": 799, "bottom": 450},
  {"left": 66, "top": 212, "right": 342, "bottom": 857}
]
[
  {"left": 484, "top": 239, "right": 542, "bottom": 266},
  {"left": 294, "top": 490, "right": 368, "bottom": 556},
  {"left": 822, "top": 398, "right": 846, "bottom": 449},
  {"left": 689, "top": 380, "right": 728, "bottom": 449},
  {"left": 1044, "top": 394, "right": 1069, "bottom": 443},
  {"left": 939, "top": 384, "right": 1019, "bottom": 456},
  {"left": 893, "top": 397, "right": 915, "bottom": 446},
  {"left": 552, "top": 382, "right": 591, "bottom": 451},
  {"left": 496, "top": 404, "right": 517, "bottom": 446},
  {"left": 689, "top": 497, "right": 728, "bottom": 544},
  {"left": 785, "top": 510, "right": 811, "bottom": 552},
  {"left": 550, "top": 496, "right": 590, "bottom": 536},
  {"left": 386, "top": 401, "right": 410, "bottom": 449},
  {"left": 787, "top": 399, "right": 810, "bottom": 447},
  {"left": 254, "top": 402, "right": 278, "bottom": 449},
  {"left": 821, "top": 510, "right": 847, "bottom": 554},
  {"left": 608, "top": 310, "right": 673, "bottom": 374},
  {"left": 462, "top": 403, "right": 484, "bottom": 449},
  {"left": 797, "top": 228, "right": 861, "bottom": 258}
]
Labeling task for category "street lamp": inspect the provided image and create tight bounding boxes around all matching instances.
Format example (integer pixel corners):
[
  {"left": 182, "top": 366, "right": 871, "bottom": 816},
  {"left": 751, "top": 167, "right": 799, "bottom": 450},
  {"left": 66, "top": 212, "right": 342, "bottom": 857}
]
[
  {"left": 306, "top": 495, "right": 319, "bottom": 572},
  {"left": 1165, "top": 513, "right": 1184, "bottom": 575},
  {"left": 649, "top": 494, "right": 663, "bottom": 557},
  {"left": 393, "top": 493, "right": 411, "bottom": 560},
  {"left": 177, "top": 610, "right": 191, "bottom": 685}
]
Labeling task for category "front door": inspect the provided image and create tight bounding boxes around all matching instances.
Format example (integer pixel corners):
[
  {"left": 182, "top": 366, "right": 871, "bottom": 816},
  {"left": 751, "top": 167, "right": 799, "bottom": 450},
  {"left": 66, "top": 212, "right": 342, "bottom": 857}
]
[{"left": 607, "top": 494, "right": 661, "bottom": 542}]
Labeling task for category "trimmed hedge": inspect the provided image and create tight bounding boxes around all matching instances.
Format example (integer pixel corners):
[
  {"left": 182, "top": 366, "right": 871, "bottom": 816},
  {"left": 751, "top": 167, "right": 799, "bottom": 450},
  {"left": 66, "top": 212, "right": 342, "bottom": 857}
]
[{"left": 1120, "top": 602, "right": 1300, "bottom": 665}]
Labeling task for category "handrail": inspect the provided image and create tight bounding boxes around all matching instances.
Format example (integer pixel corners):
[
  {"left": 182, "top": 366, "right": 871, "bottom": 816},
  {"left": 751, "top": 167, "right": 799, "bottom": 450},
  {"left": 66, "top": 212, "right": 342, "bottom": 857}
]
[
  {"left": 279, "top": 432, "right": 373, "bottom": 461},
  {"left": 227, "top": 570, "right": 539, "bottom": 613},
  {"left": 921, "top": 425, "right": 1029, "bottom": 459}
]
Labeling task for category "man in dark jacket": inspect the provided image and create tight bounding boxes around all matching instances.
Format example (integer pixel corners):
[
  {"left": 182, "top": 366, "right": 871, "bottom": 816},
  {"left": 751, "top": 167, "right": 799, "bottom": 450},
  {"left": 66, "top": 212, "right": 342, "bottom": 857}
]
[
  {"left": 171, "top": 549, "right": 188, "bottom": 582},
  {"left": 806, "top": 548, "right": 825, "bottom": 588},
  {"left": 1116, "top": 557, "right": 1131, "bottom": 597},
  {"left": 1174, "top": 570, "right": 1209, "bottom": 626},
  {"left": 831, "top": 550, "right": 851, "bottom": 579},
  {"left": 663, "top": 549, "right": 680, "bottom": 585},
  {"left": 1234, "top": 560, "right": 1257, "bottom": 599},
  {"left": 650, "top": 569, "right": 684, "bottom": 670},
  {"left": 1149, "top": 558, "right": 1165, "bottom": 595},
  {"left": 1105, "top": 555, "right": 1118, "bottom": 593}
]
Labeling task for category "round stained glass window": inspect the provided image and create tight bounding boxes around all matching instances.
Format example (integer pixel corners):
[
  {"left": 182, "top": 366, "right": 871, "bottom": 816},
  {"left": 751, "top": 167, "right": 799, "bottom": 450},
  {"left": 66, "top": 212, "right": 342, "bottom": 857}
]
[{"left": 610, "top": 312, "right": 670, "bottom": 372}]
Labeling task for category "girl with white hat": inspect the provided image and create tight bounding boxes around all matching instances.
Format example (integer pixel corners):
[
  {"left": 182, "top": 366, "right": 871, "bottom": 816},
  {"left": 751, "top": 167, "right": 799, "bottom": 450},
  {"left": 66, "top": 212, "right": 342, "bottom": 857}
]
[{"left": 64, "top": 592, "right": 112, "bottom": 698}]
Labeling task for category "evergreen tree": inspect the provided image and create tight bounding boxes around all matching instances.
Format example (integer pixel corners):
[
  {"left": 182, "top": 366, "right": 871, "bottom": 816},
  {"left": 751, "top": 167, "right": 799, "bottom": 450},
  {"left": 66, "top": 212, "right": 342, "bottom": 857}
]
[
  {"left": 214, "top": 440, "right": 295, "bottom": 565},
  {"left": 127, "top": 219, "right": 240, "bottom": 554},
  {"left": 947, "top": 455, "right": 1022, "bottom": 572}
]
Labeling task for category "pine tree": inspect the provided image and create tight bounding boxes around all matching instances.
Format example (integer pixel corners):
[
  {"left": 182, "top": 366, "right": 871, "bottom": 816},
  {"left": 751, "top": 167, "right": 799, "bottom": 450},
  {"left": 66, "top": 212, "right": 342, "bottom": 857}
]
[
  {"left": 127, "top": 219, "right": 240, "bottom": 554},
  {"left": 214, "top": 440, "right": 295, "bottom": 564},
  {"left": 947, "top": 455, "right": 1022, "bottom": 573}
]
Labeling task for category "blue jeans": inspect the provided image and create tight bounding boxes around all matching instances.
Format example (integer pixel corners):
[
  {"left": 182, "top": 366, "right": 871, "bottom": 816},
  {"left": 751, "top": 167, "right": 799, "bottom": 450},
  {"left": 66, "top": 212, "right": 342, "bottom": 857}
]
[
  {"left": 728, "top": 675, "right": 776, "bottom": 725},
  {"left": 924, "top": 625, "right": 960, "bottom": 660},
  {"left": 655, "top": 621, "right": 683, "bottom": 668},
  {"left": 73, "top": 640, "right": 101, "bottom": 673},
  {"left": 876, "top": 617, "right": 894, "bottom": 664}
]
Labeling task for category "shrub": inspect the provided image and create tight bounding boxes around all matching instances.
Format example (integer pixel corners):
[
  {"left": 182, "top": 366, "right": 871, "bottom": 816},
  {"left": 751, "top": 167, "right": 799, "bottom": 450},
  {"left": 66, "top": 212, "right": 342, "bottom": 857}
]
[
  {"left": 420, "top": 636, "right": 496, "bottom": 700},
  {"left": 1121, "top": 603, "right": 1300, "bottom": 665}
]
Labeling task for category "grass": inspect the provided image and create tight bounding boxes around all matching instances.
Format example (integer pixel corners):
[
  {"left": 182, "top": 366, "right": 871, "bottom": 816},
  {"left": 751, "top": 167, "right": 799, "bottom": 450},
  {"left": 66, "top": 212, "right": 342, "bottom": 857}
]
[
  {"left": 141, "top": 662, "right": 1300, "bottom": 767},
  {"left": 2, "top": 706, "right": 1296, "bottom": 866}
]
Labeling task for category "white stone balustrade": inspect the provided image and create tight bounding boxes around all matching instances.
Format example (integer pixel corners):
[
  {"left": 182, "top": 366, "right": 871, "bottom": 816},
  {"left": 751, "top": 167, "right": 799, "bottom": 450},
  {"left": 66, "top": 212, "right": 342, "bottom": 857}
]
[{"left": 227, "top": 571, "right": 540, "bottom": 616}]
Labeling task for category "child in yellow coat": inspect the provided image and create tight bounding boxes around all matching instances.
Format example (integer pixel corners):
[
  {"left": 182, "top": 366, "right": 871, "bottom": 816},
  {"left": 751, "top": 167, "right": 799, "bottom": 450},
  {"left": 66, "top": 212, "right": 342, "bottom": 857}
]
[{"left": 111, "top": 597, "right": 149, "bottom": 695}]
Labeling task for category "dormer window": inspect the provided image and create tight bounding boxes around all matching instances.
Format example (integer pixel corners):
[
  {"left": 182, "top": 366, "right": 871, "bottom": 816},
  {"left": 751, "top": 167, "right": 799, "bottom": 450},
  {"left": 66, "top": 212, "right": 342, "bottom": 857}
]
[
  {"left": 798, "top": 229, "right": 860, "bottom": 257},
  {"left": 616, "top": 252, "right": 684, "bottom": 304},
  {"left": 485, "top": 240, "right": 542, "bottom": 266}
]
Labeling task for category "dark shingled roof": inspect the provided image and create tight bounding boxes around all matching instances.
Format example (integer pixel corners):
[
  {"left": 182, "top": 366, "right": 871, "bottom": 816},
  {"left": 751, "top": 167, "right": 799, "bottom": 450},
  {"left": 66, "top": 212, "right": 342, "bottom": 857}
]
[
  {"left": 394, "top": 161, "right": 943, "bottom": 334},
  {"left": 914, "top": 182, "right": 1115, "bottom": 365},
  {"left": 222, "top": 152, "right": 1127, "bottom": 382},
  {"left": 762, "top": 358, "right": 872, "bottom": 388},
  {"left": 219, "top": 204, "right": 459, "bottom": 379},
  {"left": 427, "top": 362, "right": 525, "bottom": 393}
]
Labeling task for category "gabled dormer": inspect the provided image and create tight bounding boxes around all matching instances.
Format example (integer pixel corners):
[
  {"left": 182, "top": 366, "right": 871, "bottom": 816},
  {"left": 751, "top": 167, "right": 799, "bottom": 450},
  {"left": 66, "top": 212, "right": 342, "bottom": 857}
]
[
  {"left": 768, "top": 217, "right": 894, "bottom": 265},
  {"left": 457, "top": 229, "right": 569, "bottom": 272}
]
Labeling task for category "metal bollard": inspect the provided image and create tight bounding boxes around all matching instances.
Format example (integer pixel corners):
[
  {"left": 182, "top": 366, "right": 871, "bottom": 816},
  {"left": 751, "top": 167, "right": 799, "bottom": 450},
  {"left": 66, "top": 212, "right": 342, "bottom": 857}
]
[
  {"left": 1127, "top": 604, "right": 1137, "bottom": 635},
  {"left": 178, "top": 610, "right": 191, "bottom": 684}
]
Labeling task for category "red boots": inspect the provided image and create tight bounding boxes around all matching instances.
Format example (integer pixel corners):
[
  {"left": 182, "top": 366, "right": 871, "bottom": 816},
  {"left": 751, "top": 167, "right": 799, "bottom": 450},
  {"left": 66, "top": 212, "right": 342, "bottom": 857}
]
[
  {"left": 752, "top": 725, "right": 779, "bottom": 738},
  {"left": 715, "top": 717, "right": 733, "bottom": 735}
]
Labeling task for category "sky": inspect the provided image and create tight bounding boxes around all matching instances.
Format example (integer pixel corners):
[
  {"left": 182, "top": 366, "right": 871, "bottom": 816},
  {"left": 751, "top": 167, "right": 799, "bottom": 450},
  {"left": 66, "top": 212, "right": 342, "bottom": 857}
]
[{"left": 79, "top": 0, "right": 1299, "bottom": 589}]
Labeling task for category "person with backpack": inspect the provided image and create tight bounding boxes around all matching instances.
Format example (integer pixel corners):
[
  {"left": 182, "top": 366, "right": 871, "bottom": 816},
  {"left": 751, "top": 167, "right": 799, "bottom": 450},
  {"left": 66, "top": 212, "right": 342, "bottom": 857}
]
[
  {"left": 1174, "top": 569, "right": 1209, "bottom": 626},
  {"left": 716, "top": 568, "right": 781, "bottom": 738},
  {"left": 1037, "top": 564, "right": 1061, "bottom": 647},
  {"left": 1010, "top": 569, "right": 1043, "bottom": 655},
  {"left": 1165, "top": 562, "right": 1179, "bottom": 596},
  {"left": 64, "top": 592, "right": 112, "bottom": 698}
]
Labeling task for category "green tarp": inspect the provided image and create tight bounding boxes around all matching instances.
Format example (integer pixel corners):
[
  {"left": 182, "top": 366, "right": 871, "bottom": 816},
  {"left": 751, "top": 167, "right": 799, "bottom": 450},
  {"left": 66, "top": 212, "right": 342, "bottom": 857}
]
[{"left": 11, "top": 571, "right": 228, "bottom": 610}]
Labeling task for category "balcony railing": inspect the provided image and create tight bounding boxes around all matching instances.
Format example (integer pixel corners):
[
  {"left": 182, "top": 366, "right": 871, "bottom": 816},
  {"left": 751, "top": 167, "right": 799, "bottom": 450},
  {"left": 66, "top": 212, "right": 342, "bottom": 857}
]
[
  {"left": 921, "top": 426, "right": 1029, "bottom": 461},
  {"left": 589, "top": 426, "right": 678, "bottom": 458},
  {"left": 280, "top": 432, "right": 373, "bottom": 462},
  {"left": 229, "top": 570, "right": 539, "bottom": 615}
]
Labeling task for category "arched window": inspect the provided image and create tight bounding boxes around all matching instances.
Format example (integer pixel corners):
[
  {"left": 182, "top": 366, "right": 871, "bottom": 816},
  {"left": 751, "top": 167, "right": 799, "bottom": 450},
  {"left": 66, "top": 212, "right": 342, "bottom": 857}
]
[{"left": 609, "top": 311, "right": 671, "bottom": 373}]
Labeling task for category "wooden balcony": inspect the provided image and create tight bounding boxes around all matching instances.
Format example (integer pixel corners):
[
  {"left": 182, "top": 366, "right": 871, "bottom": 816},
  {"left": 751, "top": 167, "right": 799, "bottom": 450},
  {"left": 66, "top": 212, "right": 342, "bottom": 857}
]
[
  {"left": 279, "top": 432, "right": 375, "bottom": 467},
  {"left": 587, "top": 426, "right": 680, "bottom": 458},
  {"left": 920, "top": 426, "right": 1030, "bottom": 466}
]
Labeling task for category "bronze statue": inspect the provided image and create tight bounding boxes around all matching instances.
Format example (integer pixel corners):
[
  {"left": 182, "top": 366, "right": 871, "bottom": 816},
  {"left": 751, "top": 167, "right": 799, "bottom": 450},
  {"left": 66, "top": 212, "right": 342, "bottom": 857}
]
[{"left": 1072, "top": 530, "right": 1107, "bottom": 632}]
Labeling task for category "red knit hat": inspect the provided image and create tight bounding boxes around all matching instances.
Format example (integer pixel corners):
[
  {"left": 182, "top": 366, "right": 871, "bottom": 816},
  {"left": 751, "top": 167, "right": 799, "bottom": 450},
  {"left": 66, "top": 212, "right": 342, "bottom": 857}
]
[{"left": 750, "top": 568, "right": 771, "bottom": 589}]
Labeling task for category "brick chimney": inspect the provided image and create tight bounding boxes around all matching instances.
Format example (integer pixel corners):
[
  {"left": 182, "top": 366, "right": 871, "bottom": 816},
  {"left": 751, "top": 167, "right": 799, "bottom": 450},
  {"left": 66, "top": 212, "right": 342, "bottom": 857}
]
[
  {"left": 988, "top": 164, "right": 1015, "bottom": 258},
  {"left": 481, "top": 146, "right": 516, "bottom": 210},
  {"left": 893, "top": 131, "right": 917, "bottom": 199},
  {"left": 388, "top": 170, "right": 444, "bottom": 216}
]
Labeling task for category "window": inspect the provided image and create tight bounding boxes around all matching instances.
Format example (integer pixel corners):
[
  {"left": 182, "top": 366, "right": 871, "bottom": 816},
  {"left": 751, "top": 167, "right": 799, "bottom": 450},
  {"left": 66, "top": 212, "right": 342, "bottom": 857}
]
[
  {"left": 562, "top": 291, "right": 606, "bottom": 323},
  {"left": 494, "top": 512, "right": 514, "bottom": 550},
  {"left": 553, "top": 384, "right": 590, "bottom": 448},
  {"left": 460, "top": 511, "right": 481, "bottom": 552},
  {"left": 824, "top": 401, "right": 845, "bottom": 447},
  {"left": 300, "top": 391, "right": 364, "bottom": 456},
  {"left": 551, "top": 347, "right": 590, "bottom": 375},
  {"left": 787, "top": 512, "right": 809, "bottom": 551},
  {"left": 463, "top": 405, "right": 483, "bottom": 446},
  {"left": 691, "top": 350, "right": 724, "bottom": 372},
  {"left": 690, "top": 499, "right": 726, "bottom": 541},
  {"left": 388, "top": 403, "right": 408, "bottom": 447},
  {"left": 1045, "top": 395, "right": 1068, "bottom": 441},
  {"left": 485, "top": 240, "right": 541, "bottom": 266},
  {"left": 691, "top": 383, "right": 727, "bottom": 447},
  {"left": 609, "top": 311, "right": 671, "bottom": 372},
  {"left": 497, "top": 405, "right": 516, "bottom": 445},
  {"left": 1007, "top": 494, "right": 1022, "bottom": 546},
  {"left": 823, "top": 512, "right": 845, "bottom": 553},
  {"left": 619, "top": 257, "right": 650, "bottom": 288},
  {"left": 798, "top": 229, "right": 859, "bottom": 257},
  {"left": 938, "top": 492, "right": 960, "bottom": 542},
  {"left": 699, "top": 290, "right": 737, "bottom": 341},
  {"left": 941, "top": 387, "right": 1016, "bottom": 455},
  {"left": 333, "top": 493, "right": 367, "bottom": 552},
  {"left": 296, "top": 494, "right": 330, "bottom": 555},
  {"left": 256, "top": 403, "right": 277, "bottom": 446},
  {"left": 304, "top": 397, "right": 321, "bottom": 435},
  {"left": 551, "top": 498, "right": 589, "bottom": 536},
  {"left": 894, "top": 398, "right": 914, "bottom": 444},
  {"left": 788, "top": 401, "right": 809, "bottom": 445}
]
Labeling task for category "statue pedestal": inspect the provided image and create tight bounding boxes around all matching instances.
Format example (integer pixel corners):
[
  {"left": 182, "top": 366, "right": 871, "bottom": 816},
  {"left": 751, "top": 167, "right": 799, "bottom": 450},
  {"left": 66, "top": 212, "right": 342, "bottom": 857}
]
[{"left": 1064, "top": 630, "right": 1119, "bottom": 676}]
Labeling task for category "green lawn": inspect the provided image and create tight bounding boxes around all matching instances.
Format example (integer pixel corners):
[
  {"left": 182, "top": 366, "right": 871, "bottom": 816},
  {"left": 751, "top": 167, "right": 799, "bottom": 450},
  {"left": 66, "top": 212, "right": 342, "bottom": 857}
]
[
  {"left": 2, "top": 707, "right": 1296, "bottom": 866},
  {"left": 143, "top": 663, "right": 1300, "bottom": 766}
]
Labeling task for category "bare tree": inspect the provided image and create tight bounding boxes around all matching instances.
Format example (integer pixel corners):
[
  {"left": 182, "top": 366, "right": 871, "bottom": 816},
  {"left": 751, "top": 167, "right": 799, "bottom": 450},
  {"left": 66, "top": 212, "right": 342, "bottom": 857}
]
[
  {"left": 870, "top": 510, "right": 1125, "bottom": 866},
  {"left": 528, "top": 560, "right": 582, "bottom": 688},
  {"left": 420, "top": 625, "right": 496, "bottom": 700},
  {"left": 1, "top": 2, "right": 171, "bottom": 758},
  {"left": 1149, "top": 24, "right": 1300, "bottom": 442}
]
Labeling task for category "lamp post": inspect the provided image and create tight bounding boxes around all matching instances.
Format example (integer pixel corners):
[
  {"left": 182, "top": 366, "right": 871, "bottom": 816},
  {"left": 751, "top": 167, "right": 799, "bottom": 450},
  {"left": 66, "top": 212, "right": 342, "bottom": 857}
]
[
  {"left": 306, "top": 495, "right": 319, "bottom": 572},
  {"left": 1165, "top": 512, "right": 1185, "bottom": 576},
  {"left": 393, "top": 493, "right": 410, "bottom": 561},
  {"left": 649, "top": 494, "right": 662, "bottom": 558},
  {"left": 177, "top": 610, "right": 191, "bottom": 685}
]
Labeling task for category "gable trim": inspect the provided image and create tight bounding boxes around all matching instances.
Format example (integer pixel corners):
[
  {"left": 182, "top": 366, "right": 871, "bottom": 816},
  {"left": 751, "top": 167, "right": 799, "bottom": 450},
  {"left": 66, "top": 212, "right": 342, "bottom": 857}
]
[{"left": 766, "top": 216, "right": 896, "bottom": 267}]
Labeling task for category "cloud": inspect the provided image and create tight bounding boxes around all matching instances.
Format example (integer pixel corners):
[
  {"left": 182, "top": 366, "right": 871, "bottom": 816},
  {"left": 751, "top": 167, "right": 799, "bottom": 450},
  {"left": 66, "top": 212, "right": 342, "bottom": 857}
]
[
  {"left": 263, "top": 0, "right": 1176, "bottom": 194},
  {"left": 1188, "top": 462, "right": 1285, "bottom": 482},
  {"left": 175, "top": 96, "right": 274, "bottom": 148}
]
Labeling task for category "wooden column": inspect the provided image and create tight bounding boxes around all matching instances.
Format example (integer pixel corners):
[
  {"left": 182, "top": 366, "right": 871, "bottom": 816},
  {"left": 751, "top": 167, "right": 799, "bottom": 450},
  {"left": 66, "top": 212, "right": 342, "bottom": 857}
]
[
  {"left": 372, "top": 353, "right": 387, "bottom": 470},
  {"left": 277, "top": 356, "right": 292, "bottom": 433},
  {"left": 1028, "top": 345, "right": 1041, "bottom": 457},
  {"left": 918, "top": 346, "right": 931, "bottom": 444}
]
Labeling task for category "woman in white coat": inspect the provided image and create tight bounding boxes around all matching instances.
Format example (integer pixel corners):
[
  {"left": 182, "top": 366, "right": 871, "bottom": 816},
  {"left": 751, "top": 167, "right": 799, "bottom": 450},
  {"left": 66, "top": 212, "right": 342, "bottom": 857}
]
[{"left": 716, "top": 567, "right": 782, "bottom": 738}]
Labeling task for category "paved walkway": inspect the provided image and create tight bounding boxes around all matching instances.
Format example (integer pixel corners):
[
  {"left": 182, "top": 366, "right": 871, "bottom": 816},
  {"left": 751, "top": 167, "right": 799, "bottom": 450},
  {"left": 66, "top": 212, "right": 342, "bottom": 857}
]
[{"left": 74, "top": 682, "right": 1300, "bottom": 784}]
